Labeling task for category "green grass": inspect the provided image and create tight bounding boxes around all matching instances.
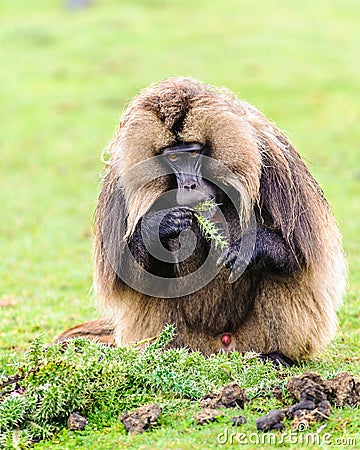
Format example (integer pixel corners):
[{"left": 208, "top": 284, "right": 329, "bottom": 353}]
[{"left": 0, "top": 0, "right": 359, "bottom": 448}]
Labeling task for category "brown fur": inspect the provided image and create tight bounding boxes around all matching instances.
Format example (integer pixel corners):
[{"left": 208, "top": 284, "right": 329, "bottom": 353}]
[
  {"left": 91, "top": 77, "right": 346, "bottom": 360},
  {"left": 54, "top": 319, "right": 116, "bottom": 346}
]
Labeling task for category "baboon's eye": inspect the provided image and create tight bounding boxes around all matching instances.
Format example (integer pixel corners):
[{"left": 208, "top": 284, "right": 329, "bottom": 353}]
[{"left": 168, "top": 154, "right": 178, "bottom": 161}]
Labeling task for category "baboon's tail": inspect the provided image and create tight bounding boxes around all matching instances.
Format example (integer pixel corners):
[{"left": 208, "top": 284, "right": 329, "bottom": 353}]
[{"left": 54, "top": 318, "right": 115, "bottom": 346}]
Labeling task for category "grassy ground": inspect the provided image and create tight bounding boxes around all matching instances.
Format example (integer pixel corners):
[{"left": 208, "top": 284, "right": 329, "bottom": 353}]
[{"left": 0, "top": 0, "right": 359, "bottom": 448}]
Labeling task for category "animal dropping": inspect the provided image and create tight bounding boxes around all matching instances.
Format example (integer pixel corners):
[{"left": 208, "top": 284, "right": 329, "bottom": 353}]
[
  {"left": 200, "top": 382, "right": 248, "bottom": 409},
  {"left": 120, "top": 403, "right": 162, "bottom": 434}
]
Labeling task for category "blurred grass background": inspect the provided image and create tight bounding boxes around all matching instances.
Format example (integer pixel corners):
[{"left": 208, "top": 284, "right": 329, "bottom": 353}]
[{"left": 0, "top": 0, "right": 359, "bottom": 374}]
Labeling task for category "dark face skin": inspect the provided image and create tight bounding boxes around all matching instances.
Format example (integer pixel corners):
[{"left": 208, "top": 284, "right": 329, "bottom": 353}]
[{"left": 162, "top": 143, "right": 216, "bottom": 206}]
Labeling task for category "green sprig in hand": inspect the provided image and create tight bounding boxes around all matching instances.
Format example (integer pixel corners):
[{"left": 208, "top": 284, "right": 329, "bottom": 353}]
[{"left": 193, "top": 200, "right": 228, "bottom": 250}]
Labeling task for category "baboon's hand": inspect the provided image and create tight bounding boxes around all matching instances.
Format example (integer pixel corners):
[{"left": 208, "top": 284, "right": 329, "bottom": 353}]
[
  {"left": 143, "top": 207, "right": 193, "bottom": 243},
  {"left": 159, "top": 207, "right": 193, "bottom": 240},
  {"left": 217, "top": 236, "right": 256, "bottom": 282}
]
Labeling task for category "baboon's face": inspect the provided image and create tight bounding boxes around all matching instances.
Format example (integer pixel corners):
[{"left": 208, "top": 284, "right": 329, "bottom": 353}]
[{"left": 162, "top": 142, "right": 217, "bottom": 207}]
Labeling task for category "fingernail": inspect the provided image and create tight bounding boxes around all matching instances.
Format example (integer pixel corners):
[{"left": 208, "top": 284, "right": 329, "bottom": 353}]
[{"left": 229, "top": 272, "right": 236, "bottom": 283}]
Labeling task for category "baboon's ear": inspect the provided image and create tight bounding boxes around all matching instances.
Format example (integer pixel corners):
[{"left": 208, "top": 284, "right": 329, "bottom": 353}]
[
  {"left": 257, "top": 136, "right": 322, "bottom": 266},
  {"left": 93, "top": 173, "right": 127, "bottom": 287}
]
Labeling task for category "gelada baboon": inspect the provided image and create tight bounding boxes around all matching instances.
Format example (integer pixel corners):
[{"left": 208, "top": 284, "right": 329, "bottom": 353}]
[{"left": 59, "top": 78, "right": 347, "bottom": 364}]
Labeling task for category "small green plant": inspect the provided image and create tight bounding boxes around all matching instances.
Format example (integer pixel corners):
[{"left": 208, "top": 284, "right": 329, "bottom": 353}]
[{"left": 193, "top": 201, "right": 228, "bottom": 250}]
